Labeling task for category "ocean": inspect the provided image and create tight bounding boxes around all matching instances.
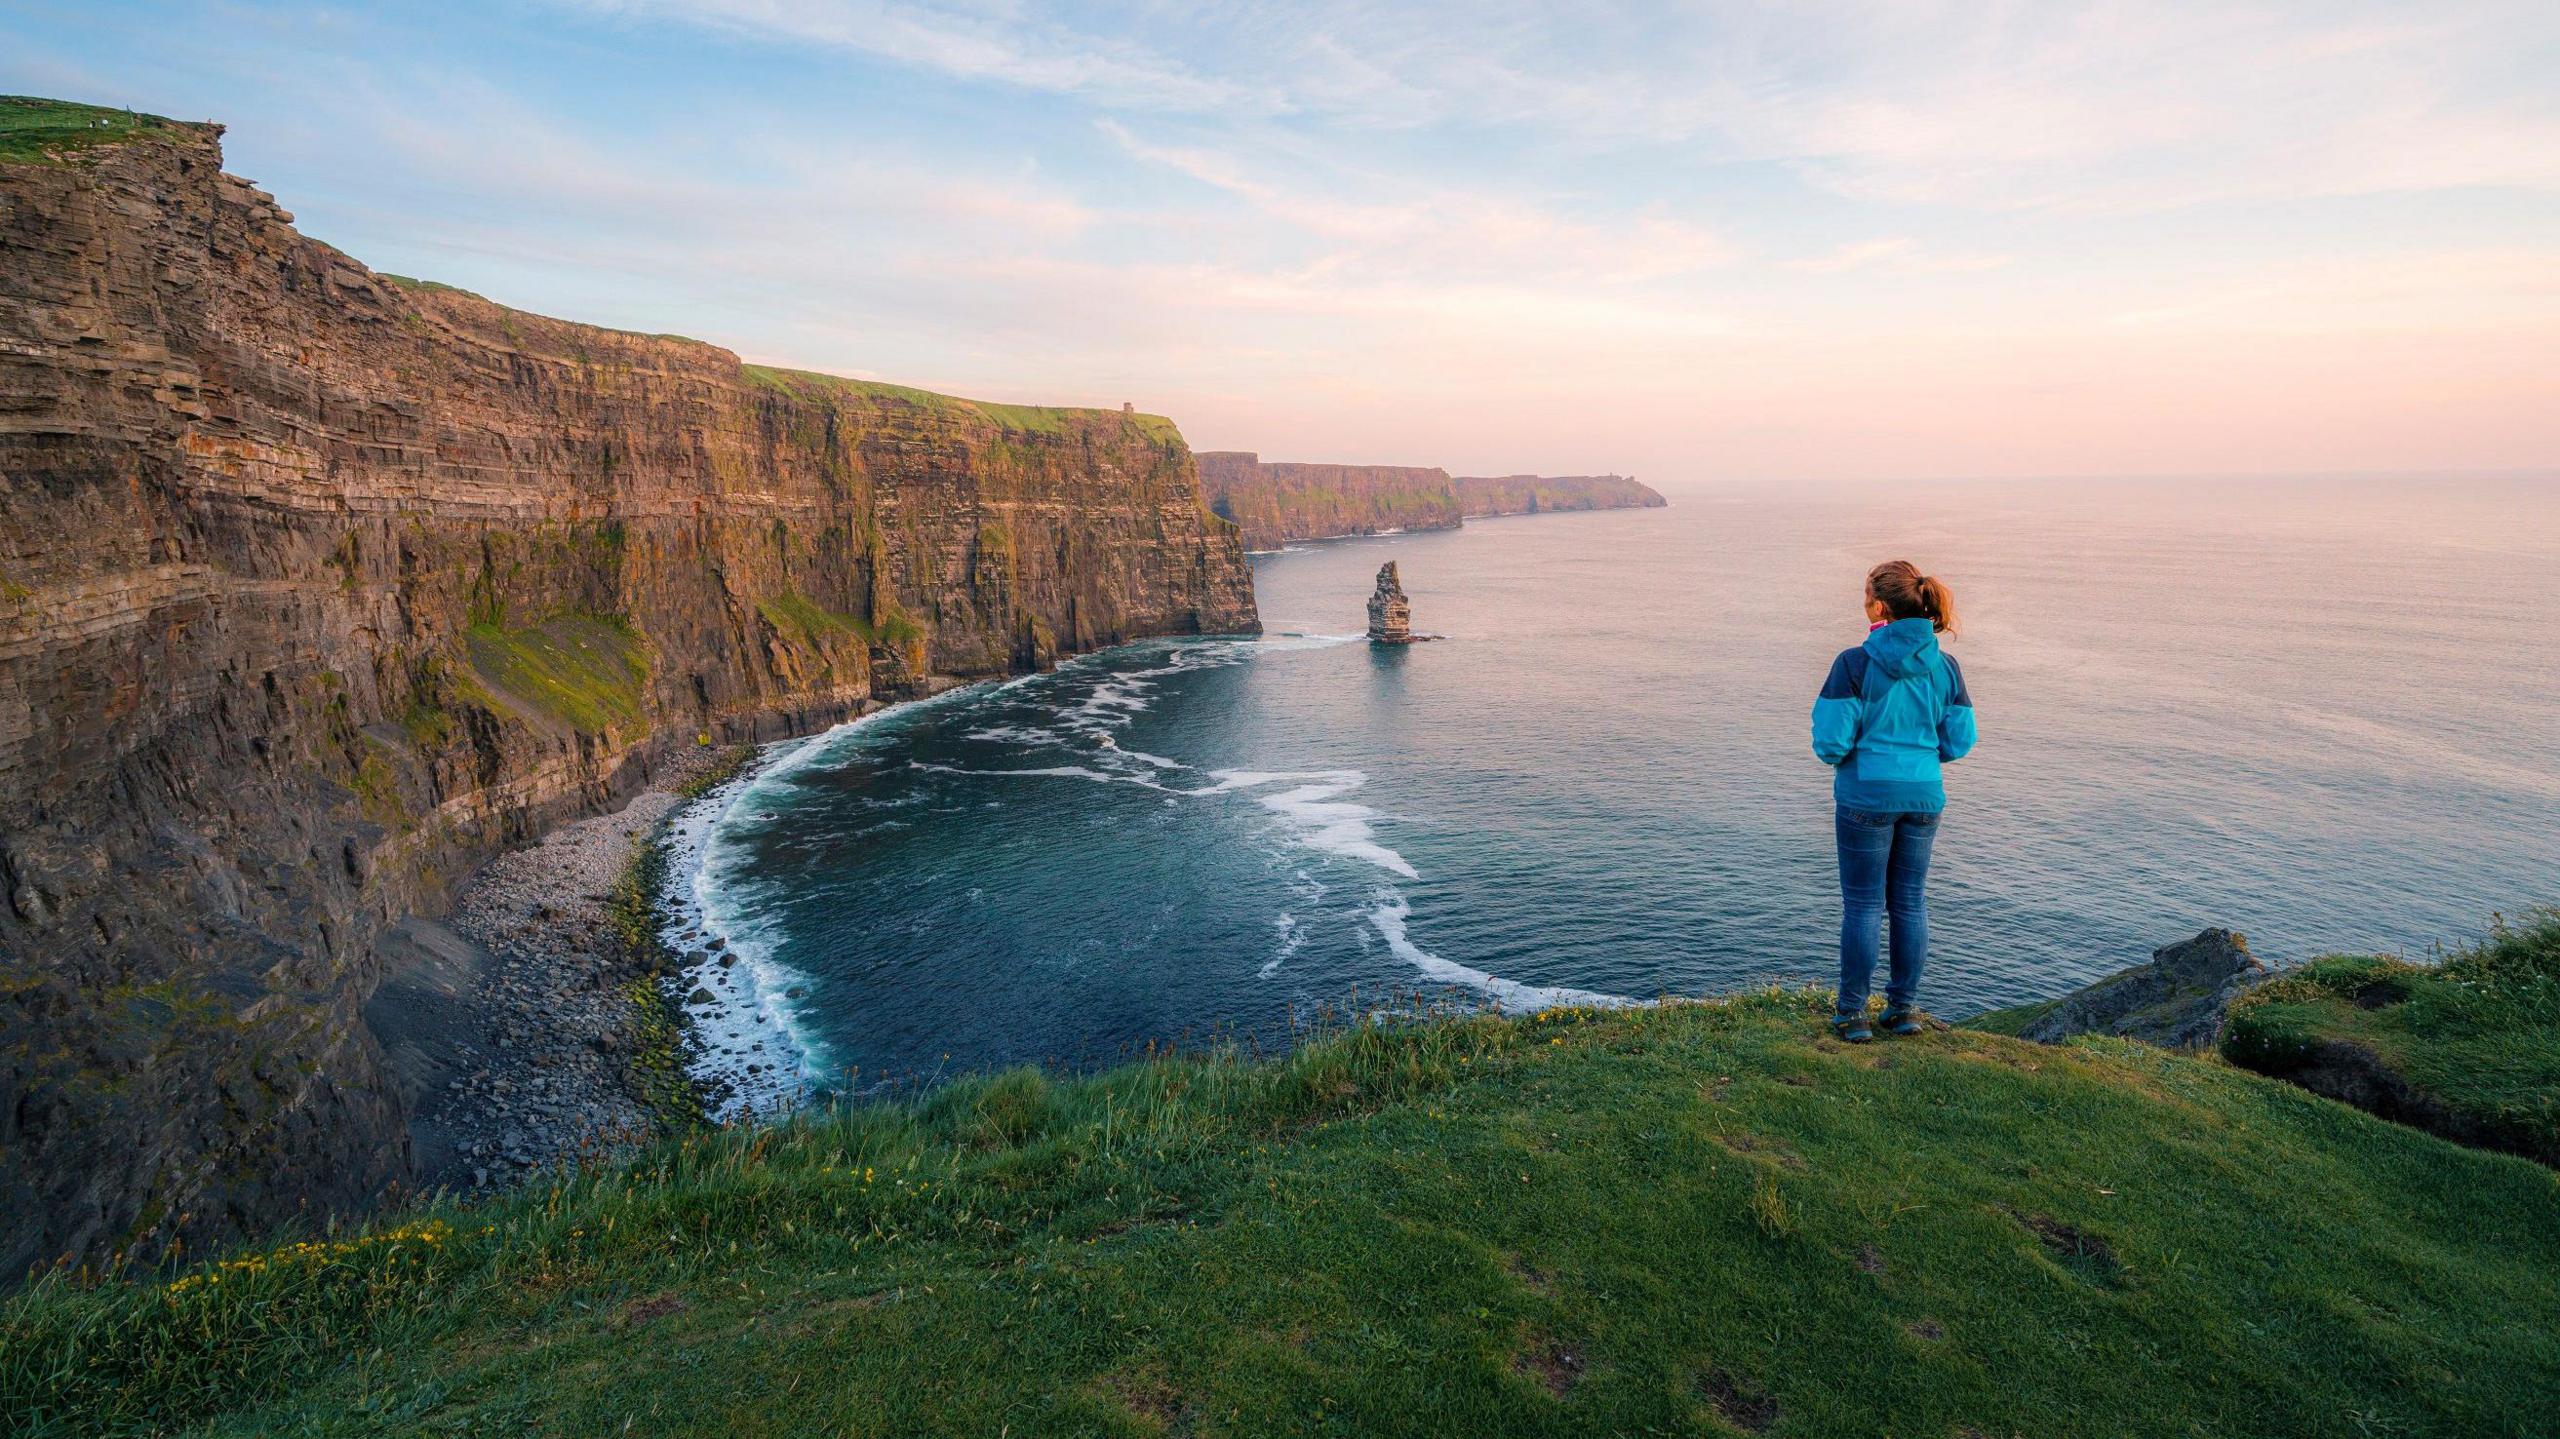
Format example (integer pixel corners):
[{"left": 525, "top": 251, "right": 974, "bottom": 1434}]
[{"left": 660, "top": 476, "right": 2559, "bottom": 1112}]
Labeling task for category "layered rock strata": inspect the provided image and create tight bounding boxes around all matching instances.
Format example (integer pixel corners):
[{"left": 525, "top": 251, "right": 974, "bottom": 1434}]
[
  {"left": 0, "top": 102, "right": 1256, "bottom": 1276},
  {"left": 1195, "top": 451, "right": 1463, "bottom": 550},
  {"left": 1365, "top": 562, "right": 1412, "bottom": 644},
  {"left": 1453, "top": 474, "right": 1667, "bottom": 517}
]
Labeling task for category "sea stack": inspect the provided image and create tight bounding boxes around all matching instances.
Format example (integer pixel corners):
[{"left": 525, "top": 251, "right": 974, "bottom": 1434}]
[{"left": 1366, "top": 562, "right": 1414, "bottom": 644}]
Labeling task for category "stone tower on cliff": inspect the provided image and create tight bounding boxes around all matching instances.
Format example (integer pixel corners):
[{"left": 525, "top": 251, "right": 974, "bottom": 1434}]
[{"left": 1366, "top": 562, "right": 1413, "bottom": 643}]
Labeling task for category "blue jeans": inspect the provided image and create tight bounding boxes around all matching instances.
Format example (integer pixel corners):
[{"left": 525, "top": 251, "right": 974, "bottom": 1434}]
[{"left": 1835, "top": 806, "right": 1941, "bottom": 1016}]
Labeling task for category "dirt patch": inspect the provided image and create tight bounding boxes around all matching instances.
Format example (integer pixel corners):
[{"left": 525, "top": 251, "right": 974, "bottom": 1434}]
[
  {"left": 1505, "top": 1252, "right": 1556, "bottom": 1297},
  {"left": 2017, "top": 1213, "right": 2122, "bottom": 1288},
  {"left": 2352, "top": 983, "right": 2407, "bottom": 1010},
  {"left": 619, "top": 1293, "right": 686, "bottom": 1327},
  {"left": 1698, "top": 1366, "right": 1777, "bottom": 1432},
  {"left": 1955, "top": 1046, "right": 2044, "bottom": 1073},
  {"left": 1101, "top": 1371, "right": 1189, "bottom": 1433},
  {"left": 779, "top": 1288, "right": 897, "bottom": 1338},
  {"left": 1514, "top": 1339, "right": 1586, "bottom": 1398},
  {"left": 1908, "top": 1318, "right": 1945, "bottom": 1341},
  {"left": 1716, "top": 1132, "right": 1806, "bottom": 1170},
  {"left": 1855, "top": 1243, "right": 1885, "bottom": 1275},
  {"left": 1079, "top": 1212, "right": 1186, "bottom": 1245}
]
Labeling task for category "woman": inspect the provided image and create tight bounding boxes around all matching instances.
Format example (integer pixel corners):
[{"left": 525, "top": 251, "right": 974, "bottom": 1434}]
[{"left": 1810, "top": 561, "right": 1975, "bottom": 1042}]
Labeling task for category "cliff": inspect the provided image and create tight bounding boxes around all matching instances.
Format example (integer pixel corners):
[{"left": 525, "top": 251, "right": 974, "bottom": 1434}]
[
  {"left": 1195, "top": 451, "right": 1463, "bottom": 550},
  {"left": 0, "top": 97, "right": 1256, "bottom": 1277},
  {"left": 1454, "top": 473, "right": 1666, "bottom": 517}
]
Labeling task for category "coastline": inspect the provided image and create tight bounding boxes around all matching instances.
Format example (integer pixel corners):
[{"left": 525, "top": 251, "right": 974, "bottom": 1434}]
[
  {"left": 1241, "top": 502, "right": 1665, "bottom": 555},
  {"left": 386, "top": 673, "right": 1054, "bottom": 1197},
  {"left": 371, "top": 744, "right": 741, "bottom": 1197}
]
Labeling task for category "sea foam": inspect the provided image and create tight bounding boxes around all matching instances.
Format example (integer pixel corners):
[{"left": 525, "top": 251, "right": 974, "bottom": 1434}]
[
  {"left": 1368, "top": 895, "right": 1628, "bottom": 1012},
  {"left": 1206, "top": 770, "right": 1418, "bottom": 879}
]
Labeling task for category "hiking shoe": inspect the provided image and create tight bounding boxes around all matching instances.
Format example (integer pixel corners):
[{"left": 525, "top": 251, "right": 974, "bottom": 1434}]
[
  {"left": 1829, "top": 1013, "right": 1874, "bottom": 1044},
  {"left": 1879, "top": 1008, "right": 1927, "bottom": 1037}
]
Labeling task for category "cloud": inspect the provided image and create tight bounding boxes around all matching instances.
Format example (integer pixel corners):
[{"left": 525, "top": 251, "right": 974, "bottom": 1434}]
[
  {"left": 1787, "top": 238, "right": 2012, "bottom": 275},
  {"left": 22, "top": 0, "right": 2552, "bottom": 479},
  {"left": 571, "top": 0, "right": 1264, "bottom": 112},
  {"left": 1788, "top": 238, "right": 1917, "bottom": 273},
  {"left": 568, "top": 1, "right": 2560, "bottom": 213},
  {"left": 1096, "top": 119, "right": 1733, "bottom": 285},
  {"left": 2100, "top": 249, "right": 2560, "bottom": 334}
]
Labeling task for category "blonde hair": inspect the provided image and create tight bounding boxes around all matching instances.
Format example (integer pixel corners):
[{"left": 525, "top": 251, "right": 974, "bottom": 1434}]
[{"left": 1867, "top": 560, "right": 1957, "bottom": 635}]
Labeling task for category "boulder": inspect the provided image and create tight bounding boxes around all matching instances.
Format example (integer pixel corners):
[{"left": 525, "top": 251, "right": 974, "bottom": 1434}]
[{"left": 2013, "top": 929, "right": 2269, "bottom": 1049}]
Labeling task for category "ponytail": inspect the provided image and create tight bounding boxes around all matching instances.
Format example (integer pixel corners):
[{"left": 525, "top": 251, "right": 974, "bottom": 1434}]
[
  {"left": 1866, "top": 560, "right": 1958, "bottom": 636},
  {"left": 1916, "top": 574, "right": 1957, "bottom": 635}
]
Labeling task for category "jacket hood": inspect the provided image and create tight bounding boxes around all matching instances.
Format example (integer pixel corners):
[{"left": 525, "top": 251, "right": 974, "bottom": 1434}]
[{"left": 1862, "top": 616, "right": 1942, "bottom": 679}]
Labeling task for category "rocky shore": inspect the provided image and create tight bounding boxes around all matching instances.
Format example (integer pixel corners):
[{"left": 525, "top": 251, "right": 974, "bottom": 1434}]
[
  {"left": 1, "top": 99, "right": 1255, "bottom": 1272},
  {"left": 368, "top": 747, "right": 742, "bottom": 1198}
]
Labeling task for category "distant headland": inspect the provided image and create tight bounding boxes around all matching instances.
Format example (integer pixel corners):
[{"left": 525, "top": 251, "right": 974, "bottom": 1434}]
[{"left": 1198, "top": 451, "right": 1665, "bottom": 550}]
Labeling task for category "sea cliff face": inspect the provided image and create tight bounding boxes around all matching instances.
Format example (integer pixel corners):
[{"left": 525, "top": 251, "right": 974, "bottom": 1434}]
[
  {"left": 1453, "top": 474, "right": 1666, "bottom": 516},
  {"left": 1195, "top": 451, "right": 1464, "bottom": 550},
  {"left": 0, "top": 105, "right": 1255, "bottom": 1276}
]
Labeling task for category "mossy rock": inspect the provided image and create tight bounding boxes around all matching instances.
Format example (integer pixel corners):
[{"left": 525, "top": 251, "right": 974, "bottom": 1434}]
[{"left": 463, "top": 613, "right": 648, "bottom": 738}]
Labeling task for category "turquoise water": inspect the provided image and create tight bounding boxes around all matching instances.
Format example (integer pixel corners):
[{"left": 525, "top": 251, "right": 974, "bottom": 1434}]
[{"left": 665, "top": 477, "right": 2560, "bottom": 1108}]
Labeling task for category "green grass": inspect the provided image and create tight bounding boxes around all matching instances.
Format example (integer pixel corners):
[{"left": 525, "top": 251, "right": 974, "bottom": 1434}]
[
  {"left": 6, "top": 992, "right": 2555, "bottom": 1437},
  {"left": 462, "top": 613, "right": 648, "bottom": 738},
  {"left": 754, "top": 592, "right": 863, "bottom": 648},
  {"left": 2222, "top": 910, "right": 2560, "bottom": 1163},
  {"left": 0, "top": 96, "right": 197, "bottom": 165},
  {"left": 739, "top": 364, "right": 1181, "bottom": 442},
  {"left": 1961, "top": 996, "right": 2063, "bottom": 1037},
  {"left": 756, "top": 591, "right": 925, "bottom": 652},
  {"left": 374, "top": 273, "right": 491, "bottom": 304}
]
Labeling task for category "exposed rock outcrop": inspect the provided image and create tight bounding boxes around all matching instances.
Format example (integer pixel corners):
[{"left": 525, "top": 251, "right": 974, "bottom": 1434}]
[
  {"left": 1366, "top": 562, "right": 1412, "bottom": 644},
  {"left": 1989, "top": 930, "right": 2270, "bottom": 1049},
  {"left": 1195, "top": 452, "right": 1463, "bottom": 550},
  {"left": 1453, "top": 474, "right": 1667, "bottom": 517},
  {"left": 0, "top": 100, "right": 1256, "bottom": 1276}
]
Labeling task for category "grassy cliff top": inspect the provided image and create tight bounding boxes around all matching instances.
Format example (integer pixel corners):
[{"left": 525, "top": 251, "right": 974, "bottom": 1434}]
[
  {"left": 2223, "top": 911, "right": 2560, "bottom": 1163},
  {"left": 0, "top": 96, "right": 209, "bottom": 165},
  {"left": 741, "top": 364, "right": 1184, "bottom": 444},
  {"left": 7, "top": 991, "right": 2553, "bottom": 1437}
]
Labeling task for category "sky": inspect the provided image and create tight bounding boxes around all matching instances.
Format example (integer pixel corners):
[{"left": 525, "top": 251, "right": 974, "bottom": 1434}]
[{"left": 7, "top": 1, "right": 2558, "bottom": 486}]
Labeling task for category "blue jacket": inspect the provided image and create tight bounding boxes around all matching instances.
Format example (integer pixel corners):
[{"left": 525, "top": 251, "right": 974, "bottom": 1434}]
[{"left": 1811, "top": 618, "right": 1976, "bottom": 813}]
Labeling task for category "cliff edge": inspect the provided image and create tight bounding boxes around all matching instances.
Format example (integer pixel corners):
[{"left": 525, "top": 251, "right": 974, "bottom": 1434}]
[
  {"left": 1454, "top": 473, "right": 1666, "bottom": 517},
  {"left": 7, "top": 989, "right": 2552, "bottom": 1434},
  {"left": 1195, "top": 451, "right": 1464, "bottom": 550},
  {"left": 0, "top": 97, "right": 1255, "bottom": 1276}
]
